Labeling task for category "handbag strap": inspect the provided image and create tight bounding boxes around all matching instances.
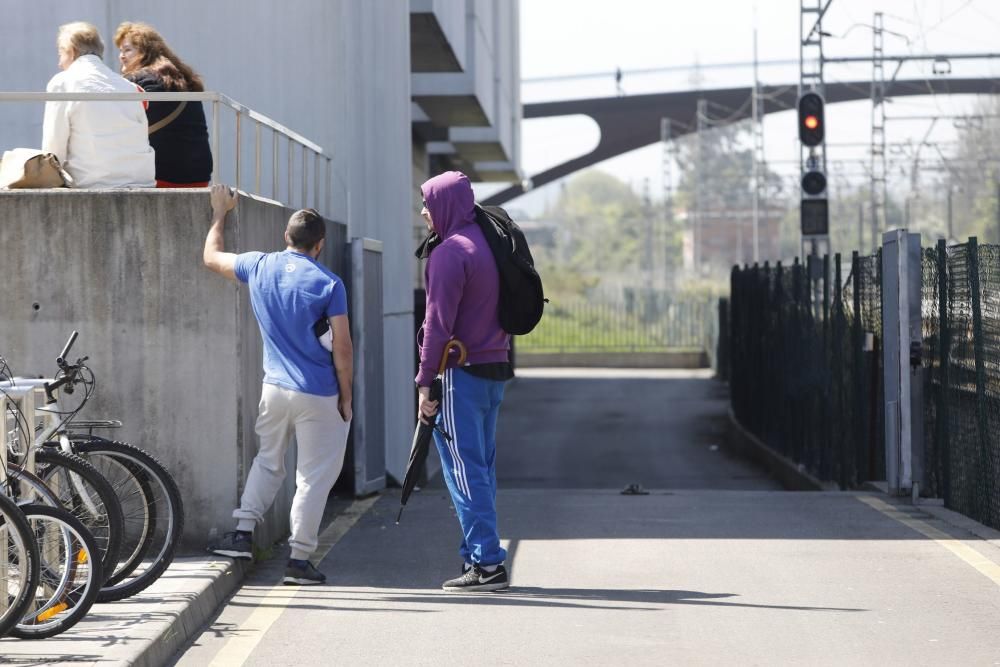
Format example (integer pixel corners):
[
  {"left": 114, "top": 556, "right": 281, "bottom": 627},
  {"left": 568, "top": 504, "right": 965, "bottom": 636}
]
[{"left": 148, "top": 101, "right": 187, "bottom": 135}]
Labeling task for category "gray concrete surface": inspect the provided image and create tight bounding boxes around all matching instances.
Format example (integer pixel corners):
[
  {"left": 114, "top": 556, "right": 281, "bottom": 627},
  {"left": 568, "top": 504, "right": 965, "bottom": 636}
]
[
  {"left": 0, "top": 556, "right": 248, "bottom": 667},
  {"left": 8, "top": 369, "right": 1000, "bottom": 665},
  {"left": 171, "top": 488, "right": 1000, "bottom": 666},
  {"left": 495, "top": 368, "right": 779, "bottom": 490},
  {"left": 0, "top": 190, "right": 331, "bottom": 548},
  {"left": 167, "top": 369, "right": 1000, "bottom": 666}
]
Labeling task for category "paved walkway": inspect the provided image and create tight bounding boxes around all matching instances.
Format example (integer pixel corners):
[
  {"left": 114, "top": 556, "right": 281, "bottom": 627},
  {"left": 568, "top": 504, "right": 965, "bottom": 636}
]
[{"left": 6, "top": 369, "right": 1000, "bottom": 665}]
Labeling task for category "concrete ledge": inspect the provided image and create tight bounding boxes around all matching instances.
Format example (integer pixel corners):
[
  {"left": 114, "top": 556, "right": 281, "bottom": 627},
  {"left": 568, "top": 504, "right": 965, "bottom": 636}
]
[
  {"left": 724, "top": 409, "right": 838, "bottom": 491},
  {"left": 0, "top": 555, "right": 247, "bottom": 665},
  {"left": 517, "top": 350, "right": 708, "bottom": 368}
]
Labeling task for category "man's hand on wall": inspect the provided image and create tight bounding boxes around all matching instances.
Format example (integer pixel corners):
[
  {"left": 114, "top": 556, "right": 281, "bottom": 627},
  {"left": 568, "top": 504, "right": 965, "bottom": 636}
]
[{"left": 210, "top": 184, "right": 237, "bottom": 220}]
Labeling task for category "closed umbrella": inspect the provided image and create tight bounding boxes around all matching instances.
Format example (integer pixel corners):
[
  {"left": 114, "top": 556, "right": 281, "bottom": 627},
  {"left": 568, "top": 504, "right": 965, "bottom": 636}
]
[{"left": 396, "top": 339, "right": 467, "bottom": 523}]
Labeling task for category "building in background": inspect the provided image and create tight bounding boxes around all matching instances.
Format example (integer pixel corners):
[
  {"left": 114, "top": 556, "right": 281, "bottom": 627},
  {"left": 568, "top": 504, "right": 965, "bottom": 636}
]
[{"left": 1, "top": 0, "right": 520, "bottom": 494}]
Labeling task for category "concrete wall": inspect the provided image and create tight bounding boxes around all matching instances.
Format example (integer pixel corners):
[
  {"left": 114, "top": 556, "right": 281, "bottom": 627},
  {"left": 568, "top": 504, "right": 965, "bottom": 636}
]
[
  {"left": 0, "top": 189, "right": 350, "bottom": 547},
  {"left": 1, "top": 0, "right": 416, "bottom": 486}
]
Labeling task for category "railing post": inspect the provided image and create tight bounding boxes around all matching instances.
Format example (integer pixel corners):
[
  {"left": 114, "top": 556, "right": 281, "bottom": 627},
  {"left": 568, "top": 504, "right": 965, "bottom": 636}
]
[
  {"left": 272, "top": 130, "right": 279, "bottom": 201},
  {"left": 314, "top": 153, "right": 320, "bottom": 211},
  {"left": 211, "top": 99, "right": 220, "bottom": 184},
  {"left": 326, "top": 158, "right": 332, "bottom": 218},
  {"left": 287, "top": 137, "right": 293, "bottom": 206},
  {"left": 235, "top": 110, "right": 242, "bottom": 192},
  {"left": 254, "top": 121, "right": 262, "bottom": 195},
  {"left": 302, "top": 148, "right": 308, "bottom": 210}
]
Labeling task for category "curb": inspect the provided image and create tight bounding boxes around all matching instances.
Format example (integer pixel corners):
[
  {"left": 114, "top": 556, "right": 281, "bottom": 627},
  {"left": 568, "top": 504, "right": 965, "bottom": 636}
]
[
  {"left": 131, "top": 557, "right": 249, "bottom": 667},
  {"left": 0, "top": 555, "right": 249, "bottom": 665},
  {"left": 723, "top": 409, "right": 838, "bottom": 491}
]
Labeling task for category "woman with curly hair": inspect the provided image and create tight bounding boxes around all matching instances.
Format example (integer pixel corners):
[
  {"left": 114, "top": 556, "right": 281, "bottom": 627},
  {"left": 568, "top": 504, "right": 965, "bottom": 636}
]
[{"left": 115, "top": 22, "right": 212, "bottom": 187}]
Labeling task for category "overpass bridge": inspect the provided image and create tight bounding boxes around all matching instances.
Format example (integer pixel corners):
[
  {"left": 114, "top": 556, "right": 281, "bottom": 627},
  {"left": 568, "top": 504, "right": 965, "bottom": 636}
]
[{"left": 484, "top": 77, "right": 1000, "bottom": 206}]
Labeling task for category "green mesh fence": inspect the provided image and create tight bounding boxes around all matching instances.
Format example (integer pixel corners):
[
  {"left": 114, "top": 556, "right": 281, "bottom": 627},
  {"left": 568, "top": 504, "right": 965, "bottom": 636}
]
[
  {"left": 730, "top": 251, "right": 883, "bottom": 487},
  {"left": 923, "top": 239, "right": 1000, "bottom": 530},
  {"left": 731, "top": 237, "right": 1000, "bottom": 529}
]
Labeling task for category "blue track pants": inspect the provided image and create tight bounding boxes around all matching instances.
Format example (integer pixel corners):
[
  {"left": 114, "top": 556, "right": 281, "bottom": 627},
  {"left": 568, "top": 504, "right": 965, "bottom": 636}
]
[{"left": 433, "top": 367, "right": 507, "bottom": 566}]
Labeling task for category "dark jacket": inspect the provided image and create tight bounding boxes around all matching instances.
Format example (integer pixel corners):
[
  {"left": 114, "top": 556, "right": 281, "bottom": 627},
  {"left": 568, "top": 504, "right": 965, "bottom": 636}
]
[{"left": 128, "top": 70, "right": 213, "bottom": 184}]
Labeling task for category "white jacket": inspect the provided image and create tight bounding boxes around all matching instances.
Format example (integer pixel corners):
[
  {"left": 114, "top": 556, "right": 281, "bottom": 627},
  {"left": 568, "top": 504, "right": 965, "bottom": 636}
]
[{"left": 42, "top": 55, "right": 156, "bottom": 188}]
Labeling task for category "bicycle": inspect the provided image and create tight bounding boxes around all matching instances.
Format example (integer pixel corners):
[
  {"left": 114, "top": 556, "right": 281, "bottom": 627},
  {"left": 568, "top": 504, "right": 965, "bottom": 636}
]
[
  {"left": 0, "top": 492, "right": 39, "bottom": 638},
  {"left": 2, "top": 349, "right": 124, "bottom": 586},
  {"left": 2, "top": 384, "right": 100, "bottom": 640},
  {"left": 5, "top": 332, "right": 184, "bottom": 602}
]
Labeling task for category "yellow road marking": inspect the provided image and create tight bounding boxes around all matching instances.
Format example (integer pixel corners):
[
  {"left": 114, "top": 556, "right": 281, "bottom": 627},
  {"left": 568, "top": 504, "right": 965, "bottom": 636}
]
[
  {"left": 857, "top": 495, "right": 1000, "bottom": 587},
  {"left": 208, "top": 495, "right": 381, "bottom": 667}
]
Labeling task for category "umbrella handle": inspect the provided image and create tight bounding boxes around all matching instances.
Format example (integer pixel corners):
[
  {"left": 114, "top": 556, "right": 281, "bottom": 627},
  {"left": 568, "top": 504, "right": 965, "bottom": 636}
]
[
  {"left": 434, "top": 423, "right": 453, "bottom": 442},
  {"left": 437, "top": 339, "right": 467, "bottom": 375}
]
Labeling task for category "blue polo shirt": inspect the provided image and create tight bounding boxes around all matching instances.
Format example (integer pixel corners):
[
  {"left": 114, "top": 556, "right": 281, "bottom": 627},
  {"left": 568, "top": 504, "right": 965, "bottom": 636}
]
[{"left": 234, "top": 250, "right": 348, "bottom": 397}]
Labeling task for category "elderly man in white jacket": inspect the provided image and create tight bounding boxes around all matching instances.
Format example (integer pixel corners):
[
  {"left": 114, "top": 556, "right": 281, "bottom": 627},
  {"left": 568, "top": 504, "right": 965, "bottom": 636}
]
[{"left": 42, "top": 22, "right": 155, "bottom": 189}]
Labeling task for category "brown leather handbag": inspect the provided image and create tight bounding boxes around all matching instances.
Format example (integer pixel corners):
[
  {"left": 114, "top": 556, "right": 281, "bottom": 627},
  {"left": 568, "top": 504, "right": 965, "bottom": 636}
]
[{"left": 0, "top": 149, "right": 74, "bottom": 188}]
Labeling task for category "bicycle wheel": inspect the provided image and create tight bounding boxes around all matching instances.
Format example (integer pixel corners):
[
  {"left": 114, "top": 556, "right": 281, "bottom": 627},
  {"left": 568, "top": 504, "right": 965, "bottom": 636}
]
[
  {"left": 69, "top": 438, "right": 184, "bottom": 602},
  {"left": 0, "top": 493, "right": 39, "bottom": 639},
  {"left": 9, "top": 503, "right": 102, "bottom": 639},
  {"left": 33, "top": 448, "right": 124, "bottom": 585}
]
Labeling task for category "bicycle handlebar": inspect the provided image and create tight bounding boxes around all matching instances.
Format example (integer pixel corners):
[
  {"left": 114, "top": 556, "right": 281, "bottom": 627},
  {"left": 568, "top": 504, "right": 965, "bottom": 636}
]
[{"left": 56, "top": 331, "right": 78, "bottom": 368}]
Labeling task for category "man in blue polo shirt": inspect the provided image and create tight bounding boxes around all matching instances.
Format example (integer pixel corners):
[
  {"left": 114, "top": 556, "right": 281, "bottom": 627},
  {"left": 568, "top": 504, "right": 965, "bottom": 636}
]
[{"left": 203, "top": 184, "right": 353, "bottom": 585}]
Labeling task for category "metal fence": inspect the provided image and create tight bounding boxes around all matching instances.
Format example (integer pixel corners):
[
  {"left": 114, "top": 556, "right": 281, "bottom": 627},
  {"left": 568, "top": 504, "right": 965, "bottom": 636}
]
[
  {"left": 922, "top": 238, "right": 1000, "bottom": 530},
  {"left": 0, "top": 91, "right": 334, "bottom": 217},
  {"left": 730, "top": 236, "right": 1000, "bottom": 532},
  {"left": 729, "top": 252, "right": 885, "bottom": 487},
  {"left": 518, "top": 296, "right": 716, "bottom": 353}
]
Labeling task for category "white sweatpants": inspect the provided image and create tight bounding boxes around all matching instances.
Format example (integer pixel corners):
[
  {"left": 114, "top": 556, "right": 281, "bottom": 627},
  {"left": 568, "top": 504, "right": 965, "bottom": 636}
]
[{"left": 233, "top": 383, "right": 350, "bottom": 560}]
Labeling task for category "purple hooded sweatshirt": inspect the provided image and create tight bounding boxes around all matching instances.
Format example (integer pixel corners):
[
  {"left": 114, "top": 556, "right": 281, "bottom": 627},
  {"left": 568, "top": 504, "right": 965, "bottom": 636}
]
[{"left": 415, "top": 171, "right": 510, "bottom": 387}]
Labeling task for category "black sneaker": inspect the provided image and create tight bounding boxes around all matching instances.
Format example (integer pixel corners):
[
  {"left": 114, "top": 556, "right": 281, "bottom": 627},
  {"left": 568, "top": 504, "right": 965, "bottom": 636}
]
[
  {"left": 283, "top": 561, "right": 327, "bottom": 585},
  {"left": 442, "top": 564, "right": 509, "bottom": 592},
  {"left": 210, "top": 531, "right": 253, "bottom": 560}
]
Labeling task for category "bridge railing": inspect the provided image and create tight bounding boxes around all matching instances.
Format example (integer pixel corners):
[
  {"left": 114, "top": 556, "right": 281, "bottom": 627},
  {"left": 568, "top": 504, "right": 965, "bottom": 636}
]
[{"left": 0, "top": 91, "right": 334, "bottom": 217}]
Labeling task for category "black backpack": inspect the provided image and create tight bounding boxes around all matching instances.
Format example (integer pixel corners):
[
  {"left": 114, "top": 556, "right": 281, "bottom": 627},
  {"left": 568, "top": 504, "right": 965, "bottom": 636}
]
[{"left": 474, "top": 204, "right": 546, "bottom": 335}]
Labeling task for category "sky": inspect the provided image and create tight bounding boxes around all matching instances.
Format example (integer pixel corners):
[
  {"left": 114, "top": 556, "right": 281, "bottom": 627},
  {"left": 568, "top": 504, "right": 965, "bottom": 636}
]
[{"left": 486, "top": 0, "right": 1000, "bottom": 217}]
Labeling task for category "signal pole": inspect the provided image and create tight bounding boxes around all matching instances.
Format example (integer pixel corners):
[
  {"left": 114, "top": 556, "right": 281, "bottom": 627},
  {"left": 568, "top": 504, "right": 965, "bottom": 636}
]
[
  {"left": 751, "top": 24, "right": 765, "bottom": 263},
  {"left": 871, "top": 11, "right": 887, "bottom": 250},
  {"left": 799, "top": 0, "right": 831, "bottom": 261}
]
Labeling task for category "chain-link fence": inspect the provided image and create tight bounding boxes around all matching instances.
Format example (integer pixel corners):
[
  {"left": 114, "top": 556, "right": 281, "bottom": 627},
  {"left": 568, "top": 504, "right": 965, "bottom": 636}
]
[
  {"left": 731, "top": 236, "right": 1000, "bottom": 531},
  {"left": 729, "top": 251, "right": 884, "bottom": 487},
  {"left": 923, "top": 238, "right": 1000, "bottom": 530}
]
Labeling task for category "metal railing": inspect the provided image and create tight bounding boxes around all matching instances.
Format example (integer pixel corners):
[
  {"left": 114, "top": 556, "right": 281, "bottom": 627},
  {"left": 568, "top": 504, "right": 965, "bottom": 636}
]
[
  {"left": 0, "top": 91, "right": 334, "bottom": 216},
  {"left": 518, "top": 297, "right": 716, "bottom": 353}
]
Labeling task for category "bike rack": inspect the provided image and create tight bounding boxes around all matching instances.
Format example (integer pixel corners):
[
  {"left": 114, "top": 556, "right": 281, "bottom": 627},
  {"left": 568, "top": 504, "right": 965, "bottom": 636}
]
[{"left": 1, "top": 385, "right": 37, "bottom": 476}]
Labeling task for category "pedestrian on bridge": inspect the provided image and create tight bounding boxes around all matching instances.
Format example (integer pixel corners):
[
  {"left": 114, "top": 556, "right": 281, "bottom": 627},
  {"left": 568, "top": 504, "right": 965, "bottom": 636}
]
[
  {"left": 417, "top": 170, "right": 512, "bottom": 592},
  {"left": 204, "top": 184, "right": 353, "bottom": 586}
]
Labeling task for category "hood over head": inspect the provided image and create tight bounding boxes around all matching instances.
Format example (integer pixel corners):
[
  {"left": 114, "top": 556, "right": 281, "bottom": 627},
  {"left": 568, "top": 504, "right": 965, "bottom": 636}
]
[{"left": 421, "top": 171, "right": 475, "bottom": 238}]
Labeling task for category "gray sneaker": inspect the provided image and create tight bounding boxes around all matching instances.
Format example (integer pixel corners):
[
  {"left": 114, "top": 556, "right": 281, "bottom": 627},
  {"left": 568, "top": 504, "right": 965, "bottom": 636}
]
[
  {"left": 210, "top": 532, "right": 253, "bottom": 560},
  {"left": 442, "top": 564, "right": 509, "bottom": 592},
  {"left": 283, "top": 561, "right": 327, "bottom": 585}
]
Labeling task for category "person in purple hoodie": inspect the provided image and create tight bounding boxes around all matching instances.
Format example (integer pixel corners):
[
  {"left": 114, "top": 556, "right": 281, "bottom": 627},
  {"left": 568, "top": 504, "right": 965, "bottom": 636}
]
[{"left": 416, "top": 171, "right": 513, "bottom": 592}]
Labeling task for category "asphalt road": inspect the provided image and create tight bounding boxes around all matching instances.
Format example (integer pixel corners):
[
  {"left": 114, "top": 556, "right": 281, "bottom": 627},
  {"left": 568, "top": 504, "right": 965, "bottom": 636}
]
[{"left": 173, "top": 369, "right": 1000, "bottom": 666}]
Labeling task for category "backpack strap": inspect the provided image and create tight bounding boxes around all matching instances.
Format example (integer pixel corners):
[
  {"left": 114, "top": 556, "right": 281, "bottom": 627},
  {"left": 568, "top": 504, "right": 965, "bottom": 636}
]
[{"left": 148, "top": 101, "right": 187, "bottom": 135}]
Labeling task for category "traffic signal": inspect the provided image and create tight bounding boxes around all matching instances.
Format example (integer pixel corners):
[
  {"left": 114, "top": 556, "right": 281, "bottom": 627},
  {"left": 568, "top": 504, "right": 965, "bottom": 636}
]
[
  {"left": 798, "top": 92, "right": 825, "bottom": 147},
  {"left": 801, "top": 170, "right": 827, "bottom": 196},
  {"left": 801, "top": 198, "right": 829, "bottom": 236}
]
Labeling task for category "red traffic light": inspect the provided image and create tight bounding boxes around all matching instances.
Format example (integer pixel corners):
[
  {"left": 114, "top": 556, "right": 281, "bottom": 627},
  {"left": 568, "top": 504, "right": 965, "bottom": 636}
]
[{"left": 798, "top": 92, "right": 825, "bottom": 146}]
